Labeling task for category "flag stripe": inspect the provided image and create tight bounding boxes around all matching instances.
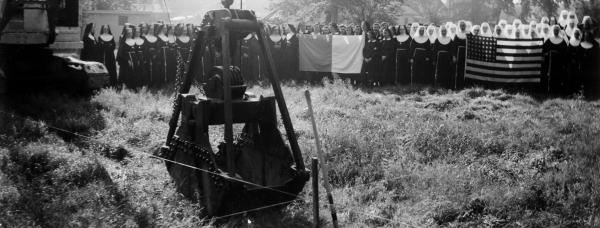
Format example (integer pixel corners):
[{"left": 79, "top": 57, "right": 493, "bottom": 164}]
[
  {"left": 466, "top": 64, "right": 541, "bottom": 72},
  {"left": 497, "top": 48, "right": 543, "bottom": 54},
  {"left": 497, "top": 39, "right": 544, "bottom": 46},
  {"left": 466, "top": 59, "right": 541, "bottom": 69},
  {"left": 466, "top": 67, "right": 540, "bottom": 76},
  {"left": 497, "top": 45, "right": 543, "bottom": 50},
  {"left": 496, "top": 56, "right": 544, "bottom": 61},
  {"left": 465, "top": 73, "right": 542, "bottom": 83}
]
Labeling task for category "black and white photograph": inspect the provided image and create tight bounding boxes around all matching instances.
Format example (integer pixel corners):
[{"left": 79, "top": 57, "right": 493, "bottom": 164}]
[{"left": 1, "top": 0, "right": 600, "bottom": 227}]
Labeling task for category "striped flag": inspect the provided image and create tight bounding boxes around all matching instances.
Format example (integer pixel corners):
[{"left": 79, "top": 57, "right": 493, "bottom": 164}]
[
  {"left": 465, "top": 34, "right": 544, "bottom": 83},
  {"left": 299, "top": 34, "right": 365, "bottom": 73}
]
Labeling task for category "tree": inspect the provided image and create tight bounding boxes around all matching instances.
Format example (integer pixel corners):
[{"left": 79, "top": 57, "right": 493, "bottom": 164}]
[
  {"left": 570, "top": 0, "right": 600, "bottom": 22},
  {"left": 533, "top": 0, "right": 559, "bottom": 17},
  {"left": 268, "top": 0, "right": 399, "bottom": 24},
  {"left": 81, "top": 0, "right": 139, "bottom": 11}
]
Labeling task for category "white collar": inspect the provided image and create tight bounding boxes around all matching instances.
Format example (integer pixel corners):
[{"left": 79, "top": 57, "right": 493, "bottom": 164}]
[
  {"left": 455, "top": 32, "right": 467, "bottom": 39},
  {"left": 437, "top": 36, "right": 451, "bottom": 45},
  {"left": 428, "top": 35, "right": 437, "bottom": 44},
  {"left": 581, "top": 41, "right": 594, "bottom": 49},
  {"left": 243, "top": 33, "right": 254, "bottom": 40},
  {"left": 565, "top": 27, "right": 576, "bottom": 36},
  {"left": 168, "top": 35, "right": 176, "bottom": 43},
  {"left": 569, "top": 36, "right": 581, "bottom": 47},
  {"left": 158, "top": 34, "right": 168, "bottom": 41},
  {"left": 569, "top": 38, "right": 581, "bottom": 47},
  {"left": 178, "top": 36, "right": 190, "bottom": 43},
  {"left": 413, "top": 35, "right": 429, "bottom": 44},
  {"left": 124, "top": 38, "right": 135, "bottom": 46},
  {"left": 135, "top": 38, "right": 144, "bottom": 45},
  {"left": 548, "top": 36, "right": 564, "bottom": 45},
  {"left": 396, "top": 35, "right": 409, "bottom": 42},
  {"left": 99, "top": 34, "right": 113, "bottom": 41},
  {"left": 286, "top": 33, "right": 295, "bottom": 40},
  {"left": 145, "top": 35, "right": 157, "bottom": 43},
  {"left": 270, "top": 35, "right": 282, "bottom": 42}
]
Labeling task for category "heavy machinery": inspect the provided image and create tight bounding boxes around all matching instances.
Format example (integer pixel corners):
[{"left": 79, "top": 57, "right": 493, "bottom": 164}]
[
  {"left": 159, "top": 1, "right": 309, "bottom": 217},
  {"left": 0, "top": 0, "right": 108, "bottom": 94}
]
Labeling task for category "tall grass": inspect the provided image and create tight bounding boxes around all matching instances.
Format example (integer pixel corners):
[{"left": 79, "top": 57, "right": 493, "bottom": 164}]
[{"left": 2, "top": 81, "right": 600, "bottom": 227}]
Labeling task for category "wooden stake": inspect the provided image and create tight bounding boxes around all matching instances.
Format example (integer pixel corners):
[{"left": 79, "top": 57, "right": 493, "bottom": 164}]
[
  {"left": 312, "top": 157, "right": 319, "bottom": 228},
  {"left": 305, "top": 90, "right": 339, "bottom": 228}
]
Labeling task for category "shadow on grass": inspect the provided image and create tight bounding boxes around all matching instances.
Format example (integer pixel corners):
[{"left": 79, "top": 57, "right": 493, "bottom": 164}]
[{"left": 2, "top": 91, "right": 107, "bottom": 141}]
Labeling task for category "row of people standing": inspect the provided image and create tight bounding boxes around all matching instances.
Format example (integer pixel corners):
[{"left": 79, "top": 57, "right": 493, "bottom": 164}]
[
  {"left": 81, "top": 22, "right": 195, "bottom": 88},
  {"left": 360, "top": 15, "right": 599, "bottom": 98}
]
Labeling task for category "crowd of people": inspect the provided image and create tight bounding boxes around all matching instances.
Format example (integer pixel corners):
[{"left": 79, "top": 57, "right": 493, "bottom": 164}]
[
  {"left": 261, "top": 10, "right": 599, "bottom": 97},
  {"left": 81, "top": 22, "right": 194, "bottom": 88},
  {"left": 80, "top": 10, "right": 600, "bottom": 98}
]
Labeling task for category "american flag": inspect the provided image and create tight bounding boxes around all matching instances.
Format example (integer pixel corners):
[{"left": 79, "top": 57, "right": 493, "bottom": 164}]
[{"left": 465, "top": 34, "right": 544, "bottom": 83}]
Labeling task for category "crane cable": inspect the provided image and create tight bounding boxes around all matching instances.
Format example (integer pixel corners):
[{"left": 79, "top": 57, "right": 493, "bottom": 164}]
[{"left": 163, "top": 0, "right": 172, "bottom": 24}]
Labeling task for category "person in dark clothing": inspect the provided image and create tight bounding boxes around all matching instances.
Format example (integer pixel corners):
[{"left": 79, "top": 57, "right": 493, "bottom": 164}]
[
  {"left": 269, "top": 25, "right": 285, "bottom": 80},
  {"left": 567, "top": 28, "right": 583, "bottom": 94},
  {"left": 410, "top": 26, "right": 433, "bottom": 86},
  {"left": 363, "top": 31, "right": 381, "bottom": 86},
  {"left": 396, "top": 25, "right": 411, "bottom": 85},
  {"left": 176, "top": 24, "right": 192, "bottom": 84},
  {"left": 143, "top": 23, "right": 159, "bottom": 87},
  {"left": 241, "top": 33, "right": 258, "bottom": 82},
  {"left": 132, "top": 26, "right": 146, "bottom": 88},
  {"left": 98, "top": 25, "right": 117, "bottom": 86},
  {"left": 156, "top": 24, "right": 169, "bottom": 86},
  {"left": 117, "top": 27, "right": 135, "bottom": 87},
  {"left": 284, "top": 24, "right": 299, "bottom": 81},
  {"left": 380, "top": 28, "right": 398, "bottom": 85},
  {"left": 81, "top": 23, "right": 99, "bottom": 62},
  {"left": 361, "top": 21, "right": 371, "bottom": 35},
  {"left": 543, "top": 25, "right": 568, "bottom": 94},
  {"left": 165, "top": 25, "right": 178, "bottom": 84},
  {"left": 433, "top": 26, "right": 454, "bottom": 88},
  {"left": 581, "top": 30, "right": 600, "bottom": 99},
  {"left": 454, "top": 20, "right": 468, "bottom": 89}
]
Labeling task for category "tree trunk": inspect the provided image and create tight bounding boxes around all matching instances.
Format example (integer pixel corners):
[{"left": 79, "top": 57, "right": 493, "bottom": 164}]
[{"left": 326, "top": 0, "right": 338, "bottom": 23}]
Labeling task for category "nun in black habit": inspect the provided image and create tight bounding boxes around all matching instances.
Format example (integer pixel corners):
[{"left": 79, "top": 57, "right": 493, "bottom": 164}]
[
  {"left": 543, "top": 25, "right": 568, "bottom": 94},
  {"left": 132, "top": 26, "right": 146, "bottom": 88},
  {"left": 156, "top": 24, "right": 169, "bottom": 86},
  {"left": 284, "top": 24, "right": 299, "bottom": 81},
  {"left": 453, "top": 21, "right": 468, "bottom": 89},
  {"left": 395, "top": 25, "right": 411, "bottom": 85},
  {"left": 410, "top": 26, "right": 433, "bottom": 85},
  {"left": 143, "top": 23, "right": 159, "bottom": 87},
  {"left": 98, "top": 25, "right": 117, "bottom": 85},
  {"left": 380, "top": 28, "right": 398, "bottom": 85},
  {"left": 165, "top": 25, "right": 179, "bottom": 83},
  {"left": 176, "top": 24, "right": 192, "bottom": 64},
  {"left": 81, "top": 23, "right": 99, "bottom": 62},
  {"left": 241, "top": 33, "right": 261, "bottom": 82},
  {"left": 581, "top": 31, "right": 600, "bottom": 99},
  {"left": 117, "top": 27, "right": 135, "bottom": 87},
  {"left": 433, "top": 26, "right": 454, "bottom": 89},
  {"left": 269, "top": 25, "right": 285, "bottom": 79},
  {"left": 363, "top": 31, "right": 381, "bottom": 86},
  {"left": 567, "top": 28, "right": 583, "bottom": 94}
]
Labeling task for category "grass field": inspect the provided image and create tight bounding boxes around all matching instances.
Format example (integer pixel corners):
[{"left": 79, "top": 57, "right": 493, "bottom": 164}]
[{"left": 1, "top": 80, "right": 600, "bottom": 227}]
